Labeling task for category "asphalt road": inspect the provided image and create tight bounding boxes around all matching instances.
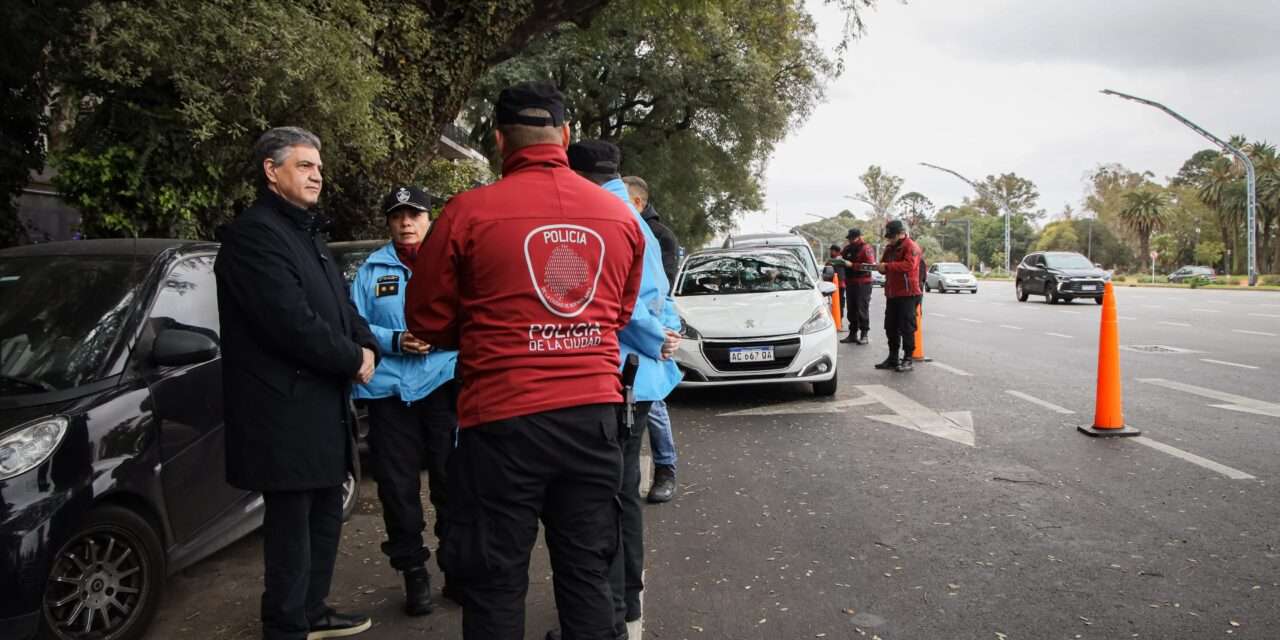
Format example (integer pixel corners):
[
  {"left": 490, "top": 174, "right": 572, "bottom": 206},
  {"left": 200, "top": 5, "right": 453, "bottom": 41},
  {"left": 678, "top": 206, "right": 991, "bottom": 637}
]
[{"left": 144, "top": 282, "right": 1280, "bottom": 639}]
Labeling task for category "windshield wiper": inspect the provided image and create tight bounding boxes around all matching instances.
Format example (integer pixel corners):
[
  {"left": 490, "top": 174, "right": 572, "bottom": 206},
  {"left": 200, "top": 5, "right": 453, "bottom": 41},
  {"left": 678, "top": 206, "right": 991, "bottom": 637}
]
[{"left": 0, "top": 374, "right": 57, "bottom": 393}]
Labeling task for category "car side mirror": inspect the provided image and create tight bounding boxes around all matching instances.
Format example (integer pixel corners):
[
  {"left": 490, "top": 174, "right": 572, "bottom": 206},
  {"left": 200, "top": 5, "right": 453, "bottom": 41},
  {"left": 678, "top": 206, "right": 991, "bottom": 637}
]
[
  {"left": 822, "top": 265, "right": 835, "bottom": 280},
  {"left": 153, "top": 328, "right": 220, "bottom": 367},
  {"left": 818, "top": 281, "right": 837, "bottom": 296},
  {"left": 1095, "top": 263, "right": 1103, "bottom": 269}
]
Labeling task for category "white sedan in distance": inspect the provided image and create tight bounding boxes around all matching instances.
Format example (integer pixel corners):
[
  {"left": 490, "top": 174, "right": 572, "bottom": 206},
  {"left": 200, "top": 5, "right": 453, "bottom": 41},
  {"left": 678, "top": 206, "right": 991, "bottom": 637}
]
[
  {"left": 672, "top": 248, "right": 839, "bottom": 396},
  {"left": 924, "top": 262, "right": 978, "bottom": 294}
]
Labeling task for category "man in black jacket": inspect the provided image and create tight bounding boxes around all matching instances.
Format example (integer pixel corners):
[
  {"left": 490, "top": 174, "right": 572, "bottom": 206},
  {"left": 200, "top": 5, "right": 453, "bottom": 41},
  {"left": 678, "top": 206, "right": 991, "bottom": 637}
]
[{"left": 215, "top": 126, "right": 379, "bottom": 640}]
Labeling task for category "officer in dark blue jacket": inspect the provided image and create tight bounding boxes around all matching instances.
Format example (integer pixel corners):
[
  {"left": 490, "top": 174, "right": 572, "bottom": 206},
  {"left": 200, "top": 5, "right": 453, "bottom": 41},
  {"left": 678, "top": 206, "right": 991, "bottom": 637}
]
[{"left": 351, "top": 186, "right": 460, "bottom": 616}]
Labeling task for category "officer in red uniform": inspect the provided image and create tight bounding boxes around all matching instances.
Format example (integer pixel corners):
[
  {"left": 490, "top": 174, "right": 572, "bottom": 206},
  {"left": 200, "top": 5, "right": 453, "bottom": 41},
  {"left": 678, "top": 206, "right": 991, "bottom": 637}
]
[
  {"left": 404, "top": 82, "right": 646, "bottom": 640},
  {"left": 874, "top": 219, "right": 923, "bottom": 372},
  {"left": 841, "top": 228, "right": 877, "bottom": 345}
]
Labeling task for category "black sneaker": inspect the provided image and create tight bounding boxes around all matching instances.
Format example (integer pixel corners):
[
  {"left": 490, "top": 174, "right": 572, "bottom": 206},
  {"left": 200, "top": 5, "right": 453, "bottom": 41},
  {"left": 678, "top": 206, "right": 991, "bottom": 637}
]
[
  {"left": 307, "top": 609, "right": 372, "bottom": 639},
  {"left": 895, "top": 359, "right": 915, "bottom": 373},
  {"left": 857, "top": 331, "right": 870, "bottom": 345},
  {"left": 403, "top": 566, "right": 434, "bottom": 616},
  {"left": 840, "top": 334, "right": 860, "bottom": 343},
  {"left": 647, "top": 465, "right": 677, "bottom": 503},
  {"left": 874, "top": 357, "right": 899, "bottom": 370}
]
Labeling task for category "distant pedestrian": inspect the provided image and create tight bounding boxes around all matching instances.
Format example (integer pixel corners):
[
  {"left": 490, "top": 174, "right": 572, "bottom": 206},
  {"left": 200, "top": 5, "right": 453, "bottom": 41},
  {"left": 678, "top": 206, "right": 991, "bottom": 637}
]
[
  {"left": 623, "top": 175, "right": 682, "bottom": 504},
  {"left": 215, "top": 126, "right": 377, "bottom": 640},
  {"left": 842, "top": 228, "right": 876, "bottom": 345},
  {"left": 404, "top": 82, "right": 647, "bottom": 640},
  {"left": 873, "top": 220, "right": 923, "bottom": 372},
  {"left": 350, "top": 185, "right": 460, "bottom": 617}
]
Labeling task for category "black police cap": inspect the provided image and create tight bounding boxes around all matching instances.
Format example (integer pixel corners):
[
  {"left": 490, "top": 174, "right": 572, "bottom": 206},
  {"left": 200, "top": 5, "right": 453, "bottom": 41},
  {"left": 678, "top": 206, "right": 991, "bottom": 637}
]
[
  {"left": 381, "top": 185, "right": 431, "bottom": 216},
  {"left": 884, "top": 219, "right": 907, "bottom": 236},
  {"left": 495, "top": 82, "right": 566, "bottom": 127},
  {"left": 567, "top": 140, "right": 621, "bottom": 175},
  {"left": 846, "top": 228, "right": 862, "bottom": 239}
]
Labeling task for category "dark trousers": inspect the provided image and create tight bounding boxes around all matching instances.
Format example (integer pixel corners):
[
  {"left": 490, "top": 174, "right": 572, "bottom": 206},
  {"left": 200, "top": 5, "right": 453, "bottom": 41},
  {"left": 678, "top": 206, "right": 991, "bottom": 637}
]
[
  {"left": 610, "top": 401, "right": 653, "bottom": 633},
  {"left": 260, "top": 485, "right": 344, "bottom": 640},
  {"left": 849, "top": 281, "right": 872, "bottom": 333},
  {"left": 446, "top": 404, "right": 623, "bottom": 640},
  {"left": 366, "top": 382, "right": 457, "bottom": 572},
  {"left": 884, "top": 295, "right": 922, "bottom": 361}
]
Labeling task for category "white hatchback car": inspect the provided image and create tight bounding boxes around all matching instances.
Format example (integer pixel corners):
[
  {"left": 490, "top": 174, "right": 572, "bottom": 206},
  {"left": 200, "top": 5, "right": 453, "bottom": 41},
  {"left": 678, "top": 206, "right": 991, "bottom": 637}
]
[
  {"left": 924, "top": 262, "right": 978, "bottom": 294},
  {"left": 673, "top": 248, "right": 839, "bottom": 396}
]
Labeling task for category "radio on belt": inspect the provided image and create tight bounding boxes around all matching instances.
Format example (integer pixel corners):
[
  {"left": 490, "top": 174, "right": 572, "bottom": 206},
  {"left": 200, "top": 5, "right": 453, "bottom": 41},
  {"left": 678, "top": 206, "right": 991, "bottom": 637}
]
[{"left": 621, "top": 353, "right": 640, "bottom": 434}]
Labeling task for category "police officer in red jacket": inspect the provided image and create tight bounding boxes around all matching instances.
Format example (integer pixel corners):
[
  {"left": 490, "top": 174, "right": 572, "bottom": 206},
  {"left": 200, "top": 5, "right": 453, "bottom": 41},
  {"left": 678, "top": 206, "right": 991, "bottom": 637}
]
[
  {"left": 404, "top": 82, "right": 646, "bottom": 640},
  {"left": 841, "top": 228, "right": 877, "bottom": 345},
  {"left": 874, "top": 219, "right": 923, "bottom": 372}
]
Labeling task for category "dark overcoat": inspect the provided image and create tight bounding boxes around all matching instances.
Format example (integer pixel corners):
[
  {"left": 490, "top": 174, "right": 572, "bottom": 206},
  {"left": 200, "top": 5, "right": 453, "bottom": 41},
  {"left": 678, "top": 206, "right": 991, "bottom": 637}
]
[{"left": 215, "top": 189, "right": 378, "bottom": 491}]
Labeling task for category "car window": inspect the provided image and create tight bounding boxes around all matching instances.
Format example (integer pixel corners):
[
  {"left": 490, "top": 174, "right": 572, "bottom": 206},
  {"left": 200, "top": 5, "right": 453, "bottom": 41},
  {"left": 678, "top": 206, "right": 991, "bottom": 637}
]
[
  {"left": 678, "top": 253, "right": 814, "bottom": 296},
  {"left": 0, "top": 254, "right": 149, "bottom": 392},
  {"left": 148, "top": 256, "right": 221, "bottom": 338},
  {"left": 334, "top": 248, "right": 376, "bottom": 284},
  {"left": 938, "top": 264, "right": 969, "bottom": 273},
  {"left": 1044, "top": 253, "right": 1094, "bottom": 269}
]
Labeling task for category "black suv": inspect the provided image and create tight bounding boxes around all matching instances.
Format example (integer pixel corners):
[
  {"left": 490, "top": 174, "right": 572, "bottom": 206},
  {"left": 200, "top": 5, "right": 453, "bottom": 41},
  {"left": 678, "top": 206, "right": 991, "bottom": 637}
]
[
  {"left": 1015, "top": 251, "right": 1110, "bottom": 304},
  {"left": 0, "top": 239, "right": 358, "bottom": 640}
]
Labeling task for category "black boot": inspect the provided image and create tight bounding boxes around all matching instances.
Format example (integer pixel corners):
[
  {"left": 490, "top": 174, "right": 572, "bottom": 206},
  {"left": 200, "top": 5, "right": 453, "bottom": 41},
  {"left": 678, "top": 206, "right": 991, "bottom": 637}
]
[
  {"left": 874, "top": 356, "right": 899, "bottom": 370},
  {"left": 857, "top": 330, "right": 869, "bottom": 345},
  {"left": 403, "top": 566, "right": 434, "bottom": 617},
  {"left": 895, "top": 358, "right": 915, "bottom": 373},
  {"left": 840, "top": 332, "right": 859, "bottom": 343},
  {"left": 647, "top": 465, "right": 677, "bottom": 503}
]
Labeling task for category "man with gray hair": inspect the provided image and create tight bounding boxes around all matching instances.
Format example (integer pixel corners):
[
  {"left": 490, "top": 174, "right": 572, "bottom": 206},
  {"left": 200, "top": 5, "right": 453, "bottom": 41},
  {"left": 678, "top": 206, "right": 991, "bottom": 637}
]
[{"left": 216, "top": 126, "right": 378, "bottom": 640}]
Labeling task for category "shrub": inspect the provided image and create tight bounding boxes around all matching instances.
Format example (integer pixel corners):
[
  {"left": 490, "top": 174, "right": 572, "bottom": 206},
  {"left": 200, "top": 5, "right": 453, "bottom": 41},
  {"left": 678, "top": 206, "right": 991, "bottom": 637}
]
[{"left": 1260, "top": 275, "right": 1280, "bottom": 286}]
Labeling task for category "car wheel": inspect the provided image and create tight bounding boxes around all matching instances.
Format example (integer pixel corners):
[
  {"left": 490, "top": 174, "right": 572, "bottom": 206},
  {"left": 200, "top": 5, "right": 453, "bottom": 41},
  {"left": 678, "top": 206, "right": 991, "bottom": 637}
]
[
  {"left": 970, "top": 289, "right": 978, "bottom": 294},
  {"left": 1095, "top": 296, "right": 1104, "bottom": 305},
  {"left": 1016, "top": 281, "right": 1028, "bottom": 302},
  {"left": 41, "top": 505, "right": 164, "bottom": 640},
  {"left": 813, "top": 371, "right": 838, "bottom": 397},
  {"left": 1045, "top": 284, "right": 1057, "bottom": 304},
  {"left": 939, "top": 283, "right": 947, "bottom": 294},
  {"left": 1063, "top": 296, "right": 1074, "bottom": 303},
  {"left": 341, "top": 469, "right": 360, "bottom": 521},
  {"left": 924, "top": 282, "right": 931, "bottom": 292}
]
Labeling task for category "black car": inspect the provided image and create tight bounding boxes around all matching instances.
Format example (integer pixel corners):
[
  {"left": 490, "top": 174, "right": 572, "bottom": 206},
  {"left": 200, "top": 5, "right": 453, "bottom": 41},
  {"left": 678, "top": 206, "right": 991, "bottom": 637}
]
[
  {"left": 1168, "top": 265, "right": 1217, "bottom": 284},
  {"left": 1015, "top": 251, "right": 1110, "bottom": 304},
  {"left": 0, "top": 239, "right": 357, "bottom": 640}
]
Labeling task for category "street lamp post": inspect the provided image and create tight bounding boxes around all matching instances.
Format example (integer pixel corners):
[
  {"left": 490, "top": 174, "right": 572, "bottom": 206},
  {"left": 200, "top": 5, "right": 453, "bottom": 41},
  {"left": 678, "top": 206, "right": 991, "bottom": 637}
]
[
  {"left": 920, "top": 162, "right": 1012, "bottom": 273},
  {"left": 1100, "top": 89, "right": 1258, "bottom": 286}
]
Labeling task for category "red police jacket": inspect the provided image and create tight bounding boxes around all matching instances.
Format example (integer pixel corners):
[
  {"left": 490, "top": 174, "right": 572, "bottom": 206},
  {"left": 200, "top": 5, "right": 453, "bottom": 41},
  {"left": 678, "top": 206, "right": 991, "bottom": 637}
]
[
  {"left": 882, "top": 236, "right": 924, "bottom": 297},
  {"left": 405, "top": 144, "right": 646, "bottom": 428},
  {"left": 842, "top": 239, "right": 877, "bottom": 284}
]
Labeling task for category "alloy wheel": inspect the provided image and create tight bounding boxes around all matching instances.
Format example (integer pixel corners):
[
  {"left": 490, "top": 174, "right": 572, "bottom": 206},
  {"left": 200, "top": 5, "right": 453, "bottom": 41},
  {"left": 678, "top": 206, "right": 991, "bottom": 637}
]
[{"left": 44, "top": 526, "right": 150, "bottom": 638}]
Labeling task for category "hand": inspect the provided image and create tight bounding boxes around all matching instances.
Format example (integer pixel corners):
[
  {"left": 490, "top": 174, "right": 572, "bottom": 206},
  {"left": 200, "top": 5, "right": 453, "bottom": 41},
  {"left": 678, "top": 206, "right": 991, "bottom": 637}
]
[
  {"left": 400, "top": 333, "right": 432, "bottom": 355},
  {"left": 876, "top": 263, "right": 887, "bottom": 274},
  {"left": 356, "top": 347, "right": 376, "bottom": 384},
  {"left": 661, "top": 329, "right": 681, "bottom": 360}
]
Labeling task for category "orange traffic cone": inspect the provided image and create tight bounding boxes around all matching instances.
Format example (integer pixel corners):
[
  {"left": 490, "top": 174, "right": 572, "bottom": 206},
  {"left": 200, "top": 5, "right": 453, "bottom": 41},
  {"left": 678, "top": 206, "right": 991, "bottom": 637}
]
[
  {"left": 831, "top": 274, "right": 842, "bottom": 332},
  {"left": 1078, "top": 281, "right": 1140, "bottom": 437},
  {"left": 911, "top": 300, "right": 931, "bottom": 362}
]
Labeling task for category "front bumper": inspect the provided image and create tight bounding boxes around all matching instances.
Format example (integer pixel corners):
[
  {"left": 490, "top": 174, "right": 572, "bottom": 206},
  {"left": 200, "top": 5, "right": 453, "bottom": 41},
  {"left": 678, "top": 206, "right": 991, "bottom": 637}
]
[
  {"left": 937, "top": 280, "right": 978, "bottom": 290},
  {"left": 675, "top": 327, "right": 838, "bottom": 387},
  {"left": 1055, "top": 279, "right": 1106, "bottom": 296}
]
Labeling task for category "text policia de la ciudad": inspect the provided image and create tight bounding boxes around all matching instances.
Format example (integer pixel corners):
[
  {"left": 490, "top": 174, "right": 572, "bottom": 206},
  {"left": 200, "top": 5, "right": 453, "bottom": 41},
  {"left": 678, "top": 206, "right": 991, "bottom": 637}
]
[{"left": 525, "top": 224, "right": 609, "bottom": 353}]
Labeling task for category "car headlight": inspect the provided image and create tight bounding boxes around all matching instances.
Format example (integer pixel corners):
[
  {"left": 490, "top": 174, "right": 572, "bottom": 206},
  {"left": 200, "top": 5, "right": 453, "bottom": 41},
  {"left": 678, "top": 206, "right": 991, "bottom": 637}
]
[
  {"left": 680, "top": 317, "right": 702, "bottom": 340},
  {"left": 801, "top": 305, "right": 833, "bottom": 335},
  {"left": 0, "top": 416, "right": 68, "bottom": 480}
]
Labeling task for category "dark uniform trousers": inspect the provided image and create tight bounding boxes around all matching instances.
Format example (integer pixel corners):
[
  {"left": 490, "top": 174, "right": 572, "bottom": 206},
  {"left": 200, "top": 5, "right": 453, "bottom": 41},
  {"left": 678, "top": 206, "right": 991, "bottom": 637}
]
[
  {"left": 850, "top": 281, "right": 873, "bottom": 333},
  {"left": 884, "top": 295, "right": 922, "bottom": 360},
  {"left": 366, "top": 381, "right": 457, "bottom": 572},
  {"left": 610, "top": 401, "right": 653, "bottom": 636},
  {"left": 261, "top": 485, "right": 344, "bottom": 640},
  {"left": 446, "top": 404, "right": 623, "bottom": 640}
]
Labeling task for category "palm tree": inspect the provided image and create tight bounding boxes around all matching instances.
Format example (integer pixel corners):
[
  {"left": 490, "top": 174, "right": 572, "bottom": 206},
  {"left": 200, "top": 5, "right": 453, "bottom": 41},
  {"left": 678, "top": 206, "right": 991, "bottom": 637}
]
[
  {"left": 1199, "top": 156, "right": 1245, "bottom": 273},
  {"left": 1119, "top": 188, "right": 1169, "bottom": 265}
]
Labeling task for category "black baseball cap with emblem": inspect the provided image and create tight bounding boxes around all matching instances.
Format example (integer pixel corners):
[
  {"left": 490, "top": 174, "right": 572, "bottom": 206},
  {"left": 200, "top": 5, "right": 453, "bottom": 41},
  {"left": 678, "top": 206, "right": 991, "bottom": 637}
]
[
  {"left": 567, "top": 140, "right": 622, "bottom": 175},
  {"left": 884, "top": 219, "right": 906, "bottom": 237},
  {"left": 380, "top": 185, "right": 432, "bottom": 216},
  {"left": 496, "top": 81, "right": 566, "bottom": 127},
  {"left": 846, "top": 228, "right": 862, "bottom": 240}
]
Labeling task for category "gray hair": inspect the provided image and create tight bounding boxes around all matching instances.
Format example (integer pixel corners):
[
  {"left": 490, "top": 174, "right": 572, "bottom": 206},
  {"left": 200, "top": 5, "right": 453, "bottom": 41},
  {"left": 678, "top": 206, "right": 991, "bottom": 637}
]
[
  {"left": 622, "top": 176, "right": 649, "bottom": 207},
  {"left": 253, "top": 126, "right": 321, "bottom": 185}
]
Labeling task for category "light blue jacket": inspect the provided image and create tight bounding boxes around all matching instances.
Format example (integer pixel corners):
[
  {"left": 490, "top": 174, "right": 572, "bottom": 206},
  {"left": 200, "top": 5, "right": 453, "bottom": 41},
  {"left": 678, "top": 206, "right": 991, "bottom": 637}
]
[
  {"left": 602, "top": 178, "right": 683, "bottom": 402},
  {"left": 350, "top": 243, "right": 458, "bottom": 402}
]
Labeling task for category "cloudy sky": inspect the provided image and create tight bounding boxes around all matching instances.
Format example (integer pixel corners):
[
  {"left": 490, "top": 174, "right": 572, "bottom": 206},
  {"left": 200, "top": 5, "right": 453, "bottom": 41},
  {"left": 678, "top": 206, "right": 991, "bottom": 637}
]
[{"left": 736, "top": 0, "right": 1280, "bottom": 237}]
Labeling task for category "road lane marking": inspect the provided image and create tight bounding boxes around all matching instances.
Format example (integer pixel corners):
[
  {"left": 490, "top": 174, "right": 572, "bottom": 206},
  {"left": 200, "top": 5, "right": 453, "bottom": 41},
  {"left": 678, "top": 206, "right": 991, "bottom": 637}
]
[
  {"left": 1191, "top": 308, "right": 1222, "bottom": 313},
  {"left": 1248, "top": 312, "right": 1280, "bottom": 319},
  {"left": 1142, "top": 304, "right": 1164, "bottom": 309},
  {"left": 931, "top": 362, "right": 972, "bottom": 376},
  {"left": 929, "top": 312, "right": 949, "bottom": 318},
  {"left": 859, "top": 385, "right": 975, "bottom": 447},
  {"left": 1059, "top": 309, "right": 1080, "bottom": 315},
  {"left": 1137, "top": 378, "right": 1280, "bottom": 418},
  {"left": 1045, "top": 332, "right": 1073, "bottom": 339},
  {"left": 959, "top": 318, "right": 982, "bottom": 324},
  {"left": 1005, "top": 390, "right": 1074, "bottom": 414},
  {"left": 1200, "top": 359, "right": 1259, "bottom": 370},
  {"left": 1132, "top": 437, "right": 1255, "bottom": 480},
  {"left": 719, "top": 395, "right": 879, "bottom": 416},
  {"left": 999, "top": 324, "right": 1023, "bottom": 330},
  {"left": 1118, "top": 316, "right": 1138, "bottom": 321},
  {"left": 1233, "top": 329, "right": 1278, "bottom": 337},
  {"left": 1158, "top": 321, "right": 1192, "bottom": 328}
]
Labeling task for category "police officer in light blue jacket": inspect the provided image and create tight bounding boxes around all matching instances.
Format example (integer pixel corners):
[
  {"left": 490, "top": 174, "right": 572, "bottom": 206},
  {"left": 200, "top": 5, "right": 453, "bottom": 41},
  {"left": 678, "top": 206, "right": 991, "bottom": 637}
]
[
  {"left": 350, "top": 185, "right": 459, "bottom": 618},
  {"left": 567, "top": 140, "right": 681, "bottom": 633}
]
